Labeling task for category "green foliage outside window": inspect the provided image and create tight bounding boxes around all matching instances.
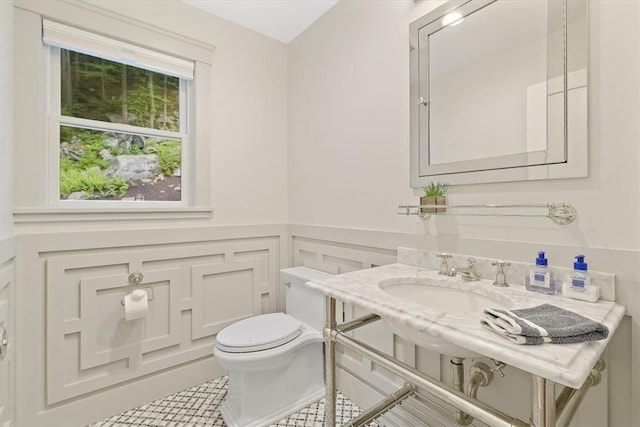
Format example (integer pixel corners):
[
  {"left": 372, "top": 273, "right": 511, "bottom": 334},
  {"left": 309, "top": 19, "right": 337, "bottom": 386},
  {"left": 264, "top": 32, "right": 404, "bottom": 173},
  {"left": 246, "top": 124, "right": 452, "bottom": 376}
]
[
  {"left": 60, "top": 168, "right": 128, "bottom": 199},
  {"left": 61, "top": 50, "right": 180, "bottom": 131},
  {"left": 59, "top": 50, "right": 182, "bottom": 201},
  {"left": 157, "top": 141, "right": 181, "bottom": 176}
]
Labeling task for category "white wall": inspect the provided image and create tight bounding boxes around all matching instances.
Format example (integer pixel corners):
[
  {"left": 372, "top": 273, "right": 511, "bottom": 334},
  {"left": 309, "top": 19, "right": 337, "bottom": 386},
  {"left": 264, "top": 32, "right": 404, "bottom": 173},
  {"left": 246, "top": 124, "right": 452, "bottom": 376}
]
[
  {"left": 106, "top": 0, "right": 290, "bottom": 225},
  {"left": 288, "top": 0, "right": 640, "bottom": 425},
  {"left": 0, "top": 0, "right": 14, "bottom": 240},
  {"left": 289, "top": 0, "right": 639, "bottom": 249},
  {"left": 0, "top": 2, "right": 16, "bottom": 426},
  {"left": 10, "top": 1, "right": 290, "bottom": 425},
  {"left": 13, "top": 0, "right": 288, "bottom": 227}
]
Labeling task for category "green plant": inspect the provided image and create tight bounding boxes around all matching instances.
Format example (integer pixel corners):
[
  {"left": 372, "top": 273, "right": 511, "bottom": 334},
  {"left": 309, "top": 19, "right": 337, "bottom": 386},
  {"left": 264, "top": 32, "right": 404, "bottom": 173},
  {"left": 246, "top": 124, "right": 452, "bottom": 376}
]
[
  {"left": 102, "top": 176, "right": 128, "bottom": 197},
  {"left": 59, "top": 168, "right": 129, "bottom": 198},
  {"left": 423, "top": 181, "right": 449, "bottom": 197},
  {"left": 157, "top": 140, "right": 181, "bottom": 176},
  {"left": 82, "top": 169, "right": 109, "bottom": 194}
]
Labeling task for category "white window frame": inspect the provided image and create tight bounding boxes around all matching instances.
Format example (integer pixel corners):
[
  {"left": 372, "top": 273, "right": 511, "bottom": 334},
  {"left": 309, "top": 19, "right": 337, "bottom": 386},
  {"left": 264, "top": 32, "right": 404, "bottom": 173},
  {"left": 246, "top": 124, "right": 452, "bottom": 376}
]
[{"left": 45, "top": 23, "right": 194, "bottom": 208}]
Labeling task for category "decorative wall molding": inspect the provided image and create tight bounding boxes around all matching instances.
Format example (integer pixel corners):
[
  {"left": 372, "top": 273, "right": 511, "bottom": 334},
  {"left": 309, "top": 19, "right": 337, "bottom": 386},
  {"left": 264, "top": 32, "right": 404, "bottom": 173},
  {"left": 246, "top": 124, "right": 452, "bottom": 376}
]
[
  {"left": 290, "top": 229, "right": 443, "bottom": 423},
  {"left": 15, "top": 224, "right": 286, "bottom": 426},
  {"left": 13, "top": 207, "right": 213, "bottom": 225},
  {"left": 289, "top": 224, "right": 615, "bottom": 426},
  {"left": 0, "top": 236, "right": 16, "bottom": 427},
  {"left": 45, "top": 237, "right": 278, "bottom": 404},
  {"left": 12, "top": 222, "right": 634, "bottom": 425},
  {"left": 0, "top": 236, "right": 15, "bottom": 265}
]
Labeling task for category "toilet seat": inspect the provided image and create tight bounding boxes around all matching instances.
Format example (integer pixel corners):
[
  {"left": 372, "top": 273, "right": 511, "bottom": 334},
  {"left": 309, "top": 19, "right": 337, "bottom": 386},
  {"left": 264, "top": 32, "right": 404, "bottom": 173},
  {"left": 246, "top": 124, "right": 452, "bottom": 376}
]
[{"left": 216, "top": 313, "right": 304, "bottom": 353}]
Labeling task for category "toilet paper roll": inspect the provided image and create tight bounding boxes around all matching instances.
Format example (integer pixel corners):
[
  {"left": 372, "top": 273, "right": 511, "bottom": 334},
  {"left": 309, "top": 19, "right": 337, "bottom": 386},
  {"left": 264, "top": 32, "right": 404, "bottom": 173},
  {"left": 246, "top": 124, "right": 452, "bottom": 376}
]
[{"left": 124, "top": 288, "right": 148, "bottom": 321}]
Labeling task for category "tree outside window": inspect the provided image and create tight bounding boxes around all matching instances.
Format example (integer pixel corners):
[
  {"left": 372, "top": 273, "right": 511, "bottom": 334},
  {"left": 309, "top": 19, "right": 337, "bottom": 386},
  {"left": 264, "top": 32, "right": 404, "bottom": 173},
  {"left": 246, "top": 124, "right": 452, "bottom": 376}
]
[{"left": 58, "top": 50, "right": 184, "bottom": 202}]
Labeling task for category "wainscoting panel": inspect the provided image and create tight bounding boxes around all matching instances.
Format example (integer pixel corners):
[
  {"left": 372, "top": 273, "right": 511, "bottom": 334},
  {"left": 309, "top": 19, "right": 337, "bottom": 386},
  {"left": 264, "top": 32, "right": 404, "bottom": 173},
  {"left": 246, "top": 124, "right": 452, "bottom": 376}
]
[
  {"left": 290, "top": 233, "right": 443, "bottom": 414},
  {"left": 16, "top": 225, "right": 285, "bottom": 426},
  {"left": 45, "top": 237, "right": 279, "bottom": 404},
  {"left": 0, "top": 237, "right": 16, "bottom": 427},
  {"left": 289, "top": 225, "right": 612, "bottom": 427}
]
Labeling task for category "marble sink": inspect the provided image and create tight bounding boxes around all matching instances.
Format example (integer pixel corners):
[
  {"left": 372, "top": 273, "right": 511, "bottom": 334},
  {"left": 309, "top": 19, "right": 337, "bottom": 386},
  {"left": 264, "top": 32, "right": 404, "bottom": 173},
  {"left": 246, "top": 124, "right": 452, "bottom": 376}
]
[
  {"left": 304, "top": 254, "right": 626, "bottom": 389},
  {"left": 378, "top": 276, "right": 512, "bottom": 356}
]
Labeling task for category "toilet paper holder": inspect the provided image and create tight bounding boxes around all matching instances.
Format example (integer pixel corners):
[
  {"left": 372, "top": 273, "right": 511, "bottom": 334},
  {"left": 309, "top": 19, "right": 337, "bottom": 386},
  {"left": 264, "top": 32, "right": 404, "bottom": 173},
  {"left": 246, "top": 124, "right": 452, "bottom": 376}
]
[{"left": 120, "top": 272, "right": 155, "bottom": 305}]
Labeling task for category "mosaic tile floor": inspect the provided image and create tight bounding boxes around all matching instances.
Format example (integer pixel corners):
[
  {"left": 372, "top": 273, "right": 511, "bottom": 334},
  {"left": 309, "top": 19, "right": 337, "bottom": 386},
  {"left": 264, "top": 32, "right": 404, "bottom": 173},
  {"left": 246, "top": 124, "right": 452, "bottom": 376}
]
[{"left": 89, "top": 376, "right": 375, "bottom": 427}]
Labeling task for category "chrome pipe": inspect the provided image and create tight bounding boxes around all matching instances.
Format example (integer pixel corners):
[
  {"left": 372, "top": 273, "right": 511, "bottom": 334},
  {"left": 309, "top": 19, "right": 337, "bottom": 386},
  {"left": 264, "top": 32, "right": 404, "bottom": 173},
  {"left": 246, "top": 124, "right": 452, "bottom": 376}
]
[
  {"left": 331, "top": 330, "right": 528, "bottom": 427},
  {"left": 531, "top": 376, "right": 556, "bottom": 427},
  {"left": 555, "top": 359, "right": 605, "bottom": 427},
  {"left": 450, "top": 357, "right": 465, "bottom": 392},
  {"left": 454, "top": 361, "right": 495, "bottom": 426},
  {"left": 337, "top": 313, "right": 381, "bottom": 333},
  {"left": 325, "top": 297, "right": 337, "bottom": 427},
  {"left": 449, "top": 357, "right": 474, "bottom": 426},
  {"left": 457, "top": 374, "right": 484, "bottom": 426},
  {"left": 344, "top": 383, "right": 415, "bottom": 427},
  {"left": 555, "top": 386, "right": 576, "bottom": 418}
]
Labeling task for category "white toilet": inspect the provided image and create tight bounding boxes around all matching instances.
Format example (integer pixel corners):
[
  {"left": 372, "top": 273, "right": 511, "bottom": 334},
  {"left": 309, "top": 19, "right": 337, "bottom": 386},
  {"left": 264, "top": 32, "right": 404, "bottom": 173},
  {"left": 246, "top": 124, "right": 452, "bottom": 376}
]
[{"left": 213, "top": 266, "right": 333, "bottom": 427}]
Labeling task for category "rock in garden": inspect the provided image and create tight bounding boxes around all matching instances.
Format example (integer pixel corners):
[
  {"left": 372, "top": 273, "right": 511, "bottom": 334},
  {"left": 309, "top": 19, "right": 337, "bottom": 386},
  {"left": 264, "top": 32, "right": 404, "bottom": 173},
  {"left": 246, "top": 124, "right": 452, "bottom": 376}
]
[
  {"left": 67, "top": 191, "right": 88, "bottom": 200},
  {"left": 103, "top": 136, "right": 120, "bottom": 149},
  {"left": 131, "top": 135, "right": 145, "bottom": 149},
  {"left": 99, "top": 149, "right": 113, "bottom": 160},
  {"left": 105, "top": 154, "right": 160, "bottom": 181}
]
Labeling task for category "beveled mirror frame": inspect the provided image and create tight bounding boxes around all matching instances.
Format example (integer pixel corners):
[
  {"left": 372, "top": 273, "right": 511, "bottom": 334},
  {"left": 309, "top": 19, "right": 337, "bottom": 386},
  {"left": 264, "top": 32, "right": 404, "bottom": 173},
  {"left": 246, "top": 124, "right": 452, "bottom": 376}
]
[{"left": 410, "top": 0, "right": 588, "bottom": 187}]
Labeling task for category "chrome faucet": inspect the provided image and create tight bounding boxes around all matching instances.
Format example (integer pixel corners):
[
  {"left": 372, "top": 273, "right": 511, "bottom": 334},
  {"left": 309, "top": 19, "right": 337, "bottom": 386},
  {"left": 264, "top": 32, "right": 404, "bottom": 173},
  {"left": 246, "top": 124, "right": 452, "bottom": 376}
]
[
  {"left": 457, "top": 257, "right": 480, "bottom": 281},
  {"left": 436, "top": 253, "right": 453, "bottom": 275},
  {"left": 492, "top": 260, "right": 510, "bottom": 287}
]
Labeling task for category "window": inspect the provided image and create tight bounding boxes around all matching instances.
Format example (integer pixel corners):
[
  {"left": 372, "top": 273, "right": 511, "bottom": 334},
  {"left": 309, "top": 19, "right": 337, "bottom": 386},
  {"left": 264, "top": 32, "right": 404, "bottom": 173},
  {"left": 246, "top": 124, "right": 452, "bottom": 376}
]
[{"left": 43, "top": 20, "right": 194, "bottom": 205}]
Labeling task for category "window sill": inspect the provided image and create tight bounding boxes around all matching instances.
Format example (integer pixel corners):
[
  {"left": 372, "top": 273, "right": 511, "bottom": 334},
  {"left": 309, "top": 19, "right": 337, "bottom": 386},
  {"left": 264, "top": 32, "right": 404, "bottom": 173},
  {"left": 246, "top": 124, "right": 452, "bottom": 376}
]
[{"left": 13, "top": 207, "right": 213, "bottom": 224}]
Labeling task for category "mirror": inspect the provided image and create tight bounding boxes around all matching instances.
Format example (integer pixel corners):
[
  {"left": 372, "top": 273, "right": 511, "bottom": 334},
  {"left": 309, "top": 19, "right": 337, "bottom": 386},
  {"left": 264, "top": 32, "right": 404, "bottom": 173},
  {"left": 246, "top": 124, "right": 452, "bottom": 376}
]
[{"left": 410, "top": 0, "right": 588, "bottom": 186}]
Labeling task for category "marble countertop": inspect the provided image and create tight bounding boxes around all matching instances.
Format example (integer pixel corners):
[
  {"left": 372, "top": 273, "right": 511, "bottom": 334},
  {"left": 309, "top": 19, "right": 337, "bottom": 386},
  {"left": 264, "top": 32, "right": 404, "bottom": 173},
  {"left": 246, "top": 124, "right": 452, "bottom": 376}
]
[{"left": 305, "top": 262, "right": 626, "bottom": 389}]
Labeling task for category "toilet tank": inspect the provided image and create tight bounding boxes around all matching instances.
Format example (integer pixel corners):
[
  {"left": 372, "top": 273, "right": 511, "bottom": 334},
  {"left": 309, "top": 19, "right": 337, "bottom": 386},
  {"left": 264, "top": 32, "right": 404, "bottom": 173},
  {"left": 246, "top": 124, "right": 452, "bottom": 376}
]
[{"left": 280, "top": 267, "right": 334, "bottom": 332}]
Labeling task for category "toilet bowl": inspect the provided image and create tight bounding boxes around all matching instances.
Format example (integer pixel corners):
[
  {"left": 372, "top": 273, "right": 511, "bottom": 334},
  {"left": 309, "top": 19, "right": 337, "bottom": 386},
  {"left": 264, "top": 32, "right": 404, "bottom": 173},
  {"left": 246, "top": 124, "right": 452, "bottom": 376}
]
[{"left": 213, "top": 266, "right": 333, "bottom": 427}]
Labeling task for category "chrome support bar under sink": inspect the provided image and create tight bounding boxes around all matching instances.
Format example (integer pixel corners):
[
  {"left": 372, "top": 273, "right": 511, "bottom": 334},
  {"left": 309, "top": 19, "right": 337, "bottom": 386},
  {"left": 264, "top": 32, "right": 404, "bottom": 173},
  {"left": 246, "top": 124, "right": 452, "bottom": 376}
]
[{"left": 323, "top": 296, "right": 606, "bottom": 427}]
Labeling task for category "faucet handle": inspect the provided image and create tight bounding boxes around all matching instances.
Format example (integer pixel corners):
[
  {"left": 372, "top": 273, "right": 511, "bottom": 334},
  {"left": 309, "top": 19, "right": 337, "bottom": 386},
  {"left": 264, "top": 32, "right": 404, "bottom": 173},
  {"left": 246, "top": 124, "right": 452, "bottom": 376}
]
[
  {"left": 492, "top": 260, "right": 510, "bottom": 287},
  {"left": 490, "top": 359, "right": 507, "bottom": 377},
  {"left": 492, "top": 260, "right": 510, "bottom": 267},
  {"left": 436, "top": 253, "right": 453, "bottom": 275},
  {"left": 467, "top": 257, "right": 477, "bottom": 267}
]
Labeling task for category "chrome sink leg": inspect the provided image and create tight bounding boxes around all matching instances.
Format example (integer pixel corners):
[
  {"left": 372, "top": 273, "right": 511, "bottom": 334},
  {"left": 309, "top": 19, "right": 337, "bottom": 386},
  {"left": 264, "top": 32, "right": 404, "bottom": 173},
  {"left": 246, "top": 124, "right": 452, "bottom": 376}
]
[
  {"left": 325, "top": 296, "right": 337, "bottom": 427},
  {"left": 531, "top": 376, "right": 555, "bottom": 427}
]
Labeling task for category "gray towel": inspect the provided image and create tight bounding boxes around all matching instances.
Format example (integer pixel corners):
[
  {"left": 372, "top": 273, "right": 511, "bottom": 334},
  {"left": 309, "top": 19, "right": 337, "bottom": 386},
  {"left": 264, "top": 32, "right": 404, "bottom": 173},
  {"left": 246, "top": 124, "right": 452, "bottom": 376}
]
[{"left": 481, "top": 304, "right": 609, "bottom": 345}]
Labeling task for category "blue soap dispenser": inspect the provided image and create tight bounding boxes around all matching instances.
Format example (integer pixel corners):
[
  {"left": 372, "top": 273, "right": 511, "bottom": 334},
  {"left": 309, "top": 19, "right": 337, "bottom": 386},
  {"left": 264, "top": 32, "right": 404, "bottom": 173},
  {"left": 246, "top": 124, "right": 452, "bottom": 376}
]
[
  {"left": 562, "top": 255, "right": 600, "bottom": 302},
  {"left": 526, "top": 251, "right": 556, "bottom": 294}
]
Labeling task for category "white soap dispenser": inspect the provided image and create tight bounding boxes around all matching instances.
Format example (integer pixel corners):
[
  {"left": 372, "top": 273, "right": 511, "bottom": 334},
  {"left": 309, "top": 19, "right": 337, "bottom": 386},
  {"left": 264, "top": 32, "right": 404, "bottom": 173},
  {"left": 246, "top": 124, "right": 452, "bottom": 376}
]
[{"left": 562, "top": 255, "right": 599, "bottom": 302}]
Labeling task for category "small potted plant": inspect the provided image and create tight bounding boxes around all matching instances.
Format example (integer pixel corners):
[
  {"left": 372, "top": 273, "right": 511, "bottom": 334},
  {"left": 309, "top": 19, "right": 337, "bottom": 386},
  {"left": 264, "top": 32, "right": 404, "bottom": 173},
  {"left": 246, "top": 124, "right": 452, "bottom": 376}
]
[{"left": 421, "top": 182, "right": 449, "bottom": 214}]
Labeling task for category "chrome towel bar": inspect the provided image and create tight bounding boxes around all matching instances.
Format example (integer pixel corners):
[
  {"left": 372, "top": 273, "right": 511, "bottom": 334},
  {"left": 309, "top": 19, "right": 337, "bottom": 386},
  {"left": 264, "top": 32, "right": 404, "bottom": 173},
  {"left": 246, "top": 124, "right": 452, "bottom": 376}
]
[{"left": 397, "top": 202, "right": 577, "bottom": 225}]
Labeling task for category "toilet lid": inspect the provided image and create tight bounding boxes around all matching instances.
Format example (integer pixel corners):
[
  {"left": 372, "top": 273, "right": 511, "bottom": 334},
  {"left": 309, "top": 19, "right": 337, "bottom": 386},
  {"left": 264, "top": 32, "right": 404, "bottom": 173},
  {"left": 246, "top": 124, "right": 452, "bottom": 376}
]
[{"left": 216, "top": 313, "right": 304, "bottom": 353}]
